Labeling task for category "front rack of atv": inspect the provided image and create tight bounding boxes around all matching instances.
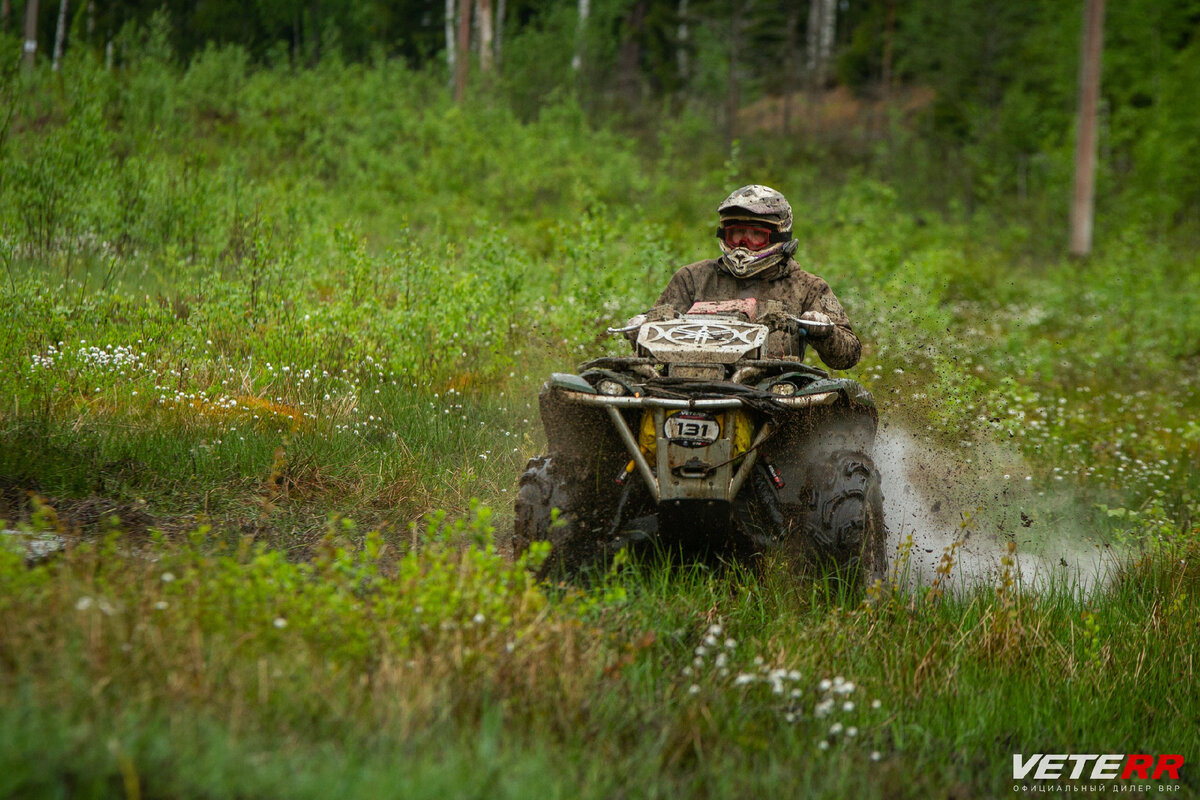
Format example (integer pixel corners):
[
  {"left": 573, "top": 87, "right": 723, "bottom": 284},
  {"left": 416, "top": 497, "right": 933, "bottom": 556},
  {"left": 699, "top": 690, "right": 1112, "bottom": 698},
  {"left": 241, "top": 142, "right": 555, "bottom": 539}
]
[{"left": 547, "top": 379, "right": 839, "bottom": 504}]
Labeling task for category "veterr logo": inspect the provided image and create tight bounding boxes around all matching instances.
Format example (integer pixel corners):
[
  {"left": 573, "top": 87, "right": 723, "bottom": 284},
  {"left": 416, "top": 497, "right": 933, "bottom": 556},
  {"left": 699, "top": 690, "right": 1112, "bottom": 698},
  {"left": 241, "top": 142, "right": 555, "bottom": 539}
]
[{"left": 1013, "top": 753, "right": 1184, "bottom": 786}]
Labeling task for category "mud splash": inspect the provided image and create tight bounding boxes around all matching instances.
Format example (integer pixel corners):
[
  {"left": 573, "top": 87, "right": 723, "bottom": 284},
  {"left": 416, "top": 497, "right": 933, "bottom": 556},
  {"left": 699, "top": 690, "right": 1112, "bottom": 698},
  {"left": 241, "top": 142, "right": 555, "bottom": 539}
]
[{"left": 874, "top": 422, "right": 1118, "bottom": 597}]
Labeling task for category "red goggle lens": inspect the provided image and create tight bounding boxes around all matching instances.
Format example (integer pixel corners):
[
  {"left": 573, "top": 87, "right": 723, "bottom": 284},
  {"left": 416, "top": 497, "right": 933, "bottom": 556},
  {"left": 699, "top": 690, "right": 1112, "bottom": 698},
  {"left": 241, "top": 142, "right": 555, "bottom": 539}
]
[{"left": 723, "top": 225, "right": 773, "bottom": 250}]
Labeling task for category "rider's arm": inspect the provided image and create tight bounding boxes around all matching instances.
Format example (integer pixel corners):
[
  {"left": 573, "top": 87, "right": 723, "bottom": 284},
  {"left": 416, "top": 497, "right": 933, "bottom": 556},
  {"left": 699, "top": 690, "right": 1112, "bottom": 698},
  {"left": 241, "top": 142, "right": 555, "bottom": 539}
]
[
  {"left": 654, "top": 264, "right": 698, "bottom": 314},
  {"left": 803, "top": 279, "right": 862, "bottom": 370}
]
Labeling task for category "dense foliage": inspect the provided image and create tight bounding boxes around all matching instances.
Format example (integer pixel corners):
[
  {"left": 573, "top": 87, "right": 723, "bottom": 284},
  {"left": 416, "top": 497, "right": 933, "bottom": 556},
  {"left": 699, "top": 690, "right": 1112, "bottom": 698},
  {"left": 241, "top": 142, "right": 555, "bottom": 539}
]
[{"left": 7, "top": 0, "right": 1200, "bottom": 222}]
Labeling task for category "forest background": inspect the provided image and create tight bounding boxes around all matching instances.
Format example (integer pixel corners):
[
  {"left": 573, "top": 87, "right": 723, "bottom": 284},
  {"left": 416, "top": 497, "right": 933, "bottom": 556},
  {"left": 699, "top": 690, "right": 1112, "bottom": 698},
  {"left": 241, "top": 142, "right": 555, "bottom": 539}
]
[{"left": 1, "top": 1, "right": 1199, "bottom": 797}]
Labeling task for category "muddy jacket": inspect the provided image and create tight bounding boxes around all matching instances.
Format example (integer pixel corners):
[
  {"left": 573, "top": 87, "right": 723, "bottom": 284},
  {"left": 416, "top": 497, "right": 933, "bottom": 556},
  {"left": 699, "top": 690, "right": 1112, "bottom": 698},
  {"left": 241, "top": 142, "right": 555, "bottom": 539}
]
[{"left": 654, "top": 258, "right": 862, "bottom": 370}]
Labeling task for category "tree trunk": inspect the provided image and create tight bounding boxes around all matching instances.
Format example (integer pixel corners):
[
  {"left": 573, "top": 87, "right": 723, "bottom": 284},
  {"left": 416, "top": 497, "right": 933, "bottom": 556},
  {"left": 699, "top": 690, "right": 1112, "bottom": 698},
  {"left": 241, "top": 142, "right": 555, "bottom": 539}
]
[
  {"left": 572, "top": 0, "right": 589, "bottom": 72},
  {"left": 2, "top": 0, "right": 11, "bottom": 35},
  {"left": 445, "top": 0, "right": 456, "bottom": 84},
  {"left": 616, "top": 0, "right": 646, "bottom": 98},
  {"left": 782, "top": 4, "right": 800, "bottom": 136},
  {"left": 676, "top": 0, "right": 688, "bottom": 88},
  {"left": 478, "top": 0, "right": 493, "bottom": 72},
  {"left": 494, "top": 0, "right": 505, "bottom": 71},
  {"left": 454, "top": 0, "right": 471, "bottom": 101},
  {"left": 22, "top": 0, "right": 39, "bottom": 69},
  {"left": 880, "top": 0, "right": 896, "bottom": 93},
  {"left": 1070, "top": 0, "right": 1105, "bottom": 257},
  {"left": 309, "top": 0, "right": 321, "bottom": 66},
  {"left": 727, "top": 0, "right": 740, "bottom": 148},
  {"left": 806, "top": 0, "right": 836, "bottom": 90},
  {"left": 52, "top": 0, "right": 69, "bottom": 71}
]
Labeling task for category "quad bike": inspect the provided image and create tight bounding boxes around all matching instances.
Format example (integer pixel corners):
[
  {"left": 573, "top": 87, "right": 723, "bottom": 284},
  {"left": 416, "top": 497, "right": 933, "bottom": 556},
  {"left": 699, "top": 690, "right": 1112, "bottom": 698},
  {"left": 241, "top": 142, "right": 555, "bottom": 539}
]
[{"left": 510, "top": 298, "right": 886, "bottom": 587}]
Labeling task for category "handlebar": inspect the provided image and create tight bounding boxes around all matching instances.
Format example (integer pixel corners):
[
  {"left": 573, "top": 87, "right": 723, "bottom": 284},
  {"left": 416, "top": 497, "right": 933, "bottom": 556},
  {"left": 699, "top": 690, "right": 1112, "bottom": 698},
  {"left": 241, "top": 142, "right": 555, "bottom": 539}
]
[
  {"left": 786, "top": 314, "right": 834, "bottom": 334},
  {"left": 606, "top": 323, "right": 643, "bottom": 334}
]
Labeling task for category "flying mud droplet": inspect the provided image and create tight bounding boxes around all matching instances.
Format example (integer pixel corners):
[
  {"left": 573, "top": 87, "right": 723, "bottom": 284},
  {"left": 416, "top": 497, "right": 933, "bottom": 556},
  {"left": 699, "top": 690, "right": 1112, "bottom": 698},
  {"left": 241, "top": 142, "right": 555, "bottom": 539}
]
[{"left": 873, "top": 423, "right": 1117, "bottom": 597}]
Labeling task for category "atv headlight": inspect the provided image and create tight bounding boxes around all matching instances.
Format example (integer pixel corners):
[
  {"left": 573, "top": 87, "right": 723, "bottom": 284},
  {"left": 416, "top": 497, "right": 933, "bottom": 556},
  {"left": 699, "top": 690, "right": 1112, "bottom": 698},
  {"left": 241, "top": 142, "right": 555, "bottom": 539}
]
[
  {"left": 769, "top": 382, "right": 797, "bottom": 397},
  {"left": 597, "top": 379, "right": 627, "bottom": 396}
]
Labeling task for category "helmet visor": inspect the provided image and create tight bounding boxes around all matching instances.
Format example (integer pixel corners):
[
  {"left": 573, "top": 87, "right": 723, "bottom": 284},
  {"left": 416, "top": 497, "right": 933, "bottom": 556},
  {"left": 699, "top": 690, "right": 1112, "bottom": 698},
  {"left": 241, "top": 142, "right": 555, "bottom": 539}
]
[{"left": 722, "top": 224, "right": 773, "bottom": 251}]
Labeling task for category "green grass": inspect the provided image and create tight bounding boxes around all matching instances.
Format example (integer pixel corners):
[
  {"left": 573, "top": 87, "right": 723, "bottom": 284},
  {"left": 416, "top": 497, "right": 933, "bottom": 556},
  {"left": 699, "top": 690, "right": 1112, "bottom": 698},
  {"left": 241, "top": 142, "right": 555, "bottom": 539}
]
[
  {"left": 1, "top": 529, "right": 1197, "bottom": 798},
  {"left": 1, "top": 49, "right": 1198, "bottom": 798}
]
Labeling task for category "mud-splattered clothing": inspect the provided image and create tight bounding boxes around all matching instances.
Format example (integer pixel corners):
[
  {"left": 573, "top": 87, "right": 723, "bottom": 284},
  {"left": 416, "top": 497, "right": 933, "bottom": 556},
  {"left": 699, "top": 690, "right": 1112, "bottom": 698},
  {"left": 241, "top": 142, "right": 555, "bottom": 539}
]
[{"left": 655, "top": 258, "right": 862, "bottom": 370}]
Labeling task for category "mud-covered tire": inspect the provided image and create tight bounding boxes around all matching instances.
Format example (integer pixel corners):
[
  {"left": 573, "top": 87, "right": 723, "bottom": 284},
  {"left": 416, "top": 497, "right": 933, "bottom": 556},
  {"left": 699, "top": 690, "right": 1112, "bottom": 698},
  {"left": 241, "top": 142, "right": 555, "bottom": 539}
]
[
  {"left": 512, "top": 456, "right": 562, "bottom": 557},
  {"left": 511, "top": 456, "right": 601, "bottom": 575},
  {"left": 793, "top": 450, "right": 887, "bottom": 587}
]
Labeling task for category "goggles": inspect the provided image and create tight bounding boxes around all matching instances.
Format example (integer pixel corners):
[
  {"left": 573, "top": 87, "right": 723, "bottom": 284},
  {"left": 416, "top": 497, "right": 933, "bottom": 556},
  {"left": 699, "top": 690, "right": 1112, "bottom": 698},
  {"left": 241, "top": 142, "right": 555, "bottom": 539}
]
[{"left": 718, "top": 224, "right": 781, "bottom": 251}]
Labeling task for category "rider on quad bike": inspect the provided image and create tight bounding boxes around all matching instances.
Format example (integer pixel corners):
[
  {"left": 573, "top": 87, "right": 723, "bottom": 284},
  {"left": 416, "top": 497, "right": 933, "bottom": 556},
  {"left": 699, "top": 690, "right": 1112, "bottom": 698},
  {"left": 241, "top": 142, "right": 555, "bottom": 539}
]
[
  {"left": 653, "top": 184, "right": 862, "bottom": 371},
  {"left": 512, "top": 185, "right": 886, "bottom": 588}
]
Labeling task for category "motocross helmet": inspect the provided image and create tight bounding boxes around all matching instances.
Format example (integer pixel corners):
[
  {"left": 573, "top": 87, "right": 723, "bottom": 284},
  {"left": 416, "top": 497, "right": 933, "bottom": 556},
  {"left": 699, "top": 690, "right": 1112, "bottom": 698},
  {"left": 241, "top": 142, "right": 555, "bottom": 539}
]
[{"left": 715, "top": 184, "right": 798, "bottom": 278}]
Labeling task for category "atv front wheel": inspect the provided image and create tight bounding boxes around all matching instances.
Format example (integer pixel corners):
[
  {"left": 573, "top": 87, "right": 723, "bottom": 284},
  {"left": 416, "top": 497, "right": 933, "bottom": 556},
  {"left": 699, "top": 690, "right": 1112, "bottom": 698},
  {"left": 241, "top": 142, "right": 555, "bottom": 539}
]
[
  {"left": 790, "top": 449, "right": 887, "bottom": 587},
  {"left": 511, "top": 455, "right": 603, "bottom": 575}
]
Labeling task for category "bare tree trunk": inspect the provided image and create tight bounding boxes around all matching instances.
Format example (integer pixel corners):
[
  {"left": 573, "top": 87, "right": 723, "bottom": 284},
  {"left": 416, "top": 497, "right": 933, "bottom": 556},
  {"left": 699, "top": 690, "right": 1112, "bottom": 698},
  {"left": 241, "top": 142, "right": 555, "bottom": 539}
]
[
  {"left": 819, "top": 0, "right": 836, "bottom": 77},
  {"left": 806, "top": 0, "right": 836, "bottom": 89},
  {"left": 494, "top": 0, "right": 505, "bottom": 71},
  {"left": 309, "top": 0, "right": 321, "bottom": 65},
  {"left": 454, "top": 0, "right": 472, "bottom": 101},
  {"left": 293, "top": 14, "right": 301, "bottom": 64},
  {"left": 1070, "top": 0, "right": 1105, "bottom": 257},
  {"left": 52, "top": 0, "right": 69, "bottom": 71},
  {"left": 572, "top": 0, "right": 590, "bottom": 72},
  {"left": 727, "top": 1, "right": 741, "bottom": 148},
  {"left": 617, "top": 0, "right": 646, "bottom": 97},
  {"left": 2, "top": 0, "right": 11, "bottom": 35},
  {"left": 478, "top": 0, "right": 493, "bottom": 72},
  {"left": 880, "top": 0, "right": 896, "bottom": 93},
  {"left": 676, "top": 0, "right": 688, "bottom": 88},
  {"left": 22, "top": 0, "right": 39, "bottom": 69},
  {"left": 445, "top": 0, "right": 456, "bottom": 84},
  {"left": 782, "top": 4, "right": 800, "bottom": 136},
  {"left": 87, "top": 0, "right": 94, "bottom": 37}
]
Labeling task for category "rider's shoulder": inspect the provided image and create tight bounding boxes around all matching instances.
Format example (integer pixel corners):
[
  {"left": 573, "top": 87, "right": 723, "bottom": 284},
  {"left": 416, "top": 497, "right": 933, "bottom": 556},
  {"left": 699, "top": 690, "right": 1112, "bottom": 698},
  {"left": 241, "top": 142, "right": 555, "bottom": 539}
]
[
  {"left": 666, "top": 259, "right": 722, "bottom": 282},
  {"left": 678, "top": 258, "right": 722, "bottom": 273},
  {"left": 786, "top": 259, "right": 830, "bottom": 286}
]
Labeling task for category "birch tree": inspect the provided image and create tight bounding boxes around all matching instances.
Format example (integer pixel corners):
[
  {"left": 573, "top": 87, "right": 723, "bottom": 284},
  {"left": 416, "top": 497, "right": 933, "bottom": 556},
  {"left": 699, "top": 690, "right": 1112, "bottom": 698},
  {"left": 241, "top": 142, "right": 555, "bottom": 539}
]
[
  {"left": 806, "top": 0, "right": 836, "bottom": 89},
  {"left": 52, "top": 0, "right": 69, "bottom": 71},
  {"left": 22, "top": 0, "right": 39, "bottom": 69},
  {"left": 478, "top": 0, "right": 493, "bottom": 73},
  {"left": 494, "top": 0, "right": 505, "bottom": 70},
  {"left": 572, "top": 0, "right": 590, "bottom": 72}
]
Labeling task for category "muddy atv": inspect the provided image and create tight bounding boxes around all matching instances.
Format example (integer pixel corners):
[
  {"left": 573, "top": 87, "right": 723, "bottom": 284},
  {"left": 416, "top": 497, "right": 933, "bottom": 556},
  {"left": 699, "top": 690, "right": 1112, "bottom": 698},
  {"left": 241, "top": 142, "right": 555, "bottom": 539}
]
[{"left": 511, "top": 299, "right": 886, "bottom": 588}]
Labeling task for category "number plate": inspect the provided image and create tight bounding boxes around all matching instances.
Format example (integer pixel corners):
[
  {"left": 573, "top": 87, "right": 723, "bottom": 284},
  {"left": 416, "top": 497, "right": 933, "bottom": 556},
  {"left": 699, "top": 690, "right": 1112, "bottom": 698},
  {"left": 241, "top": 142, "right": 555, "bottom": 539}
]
[{"left": 664, "top": 412, "right": 720, "bottom": 448}]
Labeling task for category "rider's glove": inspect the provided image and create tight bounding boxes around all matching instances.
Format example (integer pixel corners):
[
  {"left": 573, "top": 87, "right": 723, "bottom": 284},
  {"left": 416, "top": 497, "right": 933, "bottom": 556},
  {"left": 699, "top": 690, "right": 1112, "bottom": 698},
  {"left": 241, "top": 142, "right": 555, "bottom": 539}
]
[
  {"left": 643, "top": 304, "right": 681, "bottom": 322},
  {"left": 798, "top": 311, "right": 833, "bottom": 339},
  {"left": 622, "top": 306, "right": 679, "bottom": 345}
]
